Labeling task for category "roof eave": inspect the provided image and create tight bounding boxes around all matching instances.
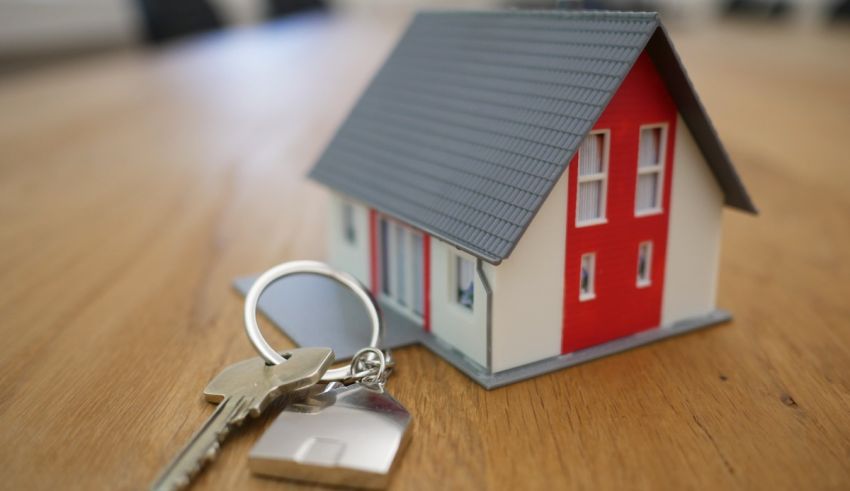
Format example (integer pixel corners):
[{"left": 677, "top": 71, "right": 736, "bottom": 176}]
[{"left": 646, "top": 25, "right": 758, "bottom": 214}]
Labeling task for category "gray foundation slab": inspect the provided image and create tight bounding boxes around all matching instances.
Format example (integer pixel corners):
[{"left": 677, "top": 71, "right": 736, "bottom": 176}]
[
  {"left": 234, "top": 275, "right": 730, "bottom": 388},
  {"left": 448, "top": 310, "right": 732, "bottom": 389}
]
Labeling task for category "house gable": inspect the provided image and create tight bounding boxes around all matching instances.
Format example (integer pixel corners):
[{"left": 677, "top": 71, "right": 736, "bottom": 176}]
[
  {"left": 563, "top": 51, "right": 677, "bottom": 353},
  {"left": 645, "top": 26, "right": 755, "bottom": 212}
]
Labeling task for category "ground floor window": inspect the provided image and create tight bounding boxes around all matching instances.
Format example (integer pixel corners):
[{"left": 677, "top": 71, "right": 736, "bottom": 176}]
[
  {"left": 455, "top": 255, "right": 474, "bottom": 310},
  {"left": 637, "top": 241, "right": 653, "bottom": 287},
  {"left": 378, "top": 216, "right": 425, "bottom": 316},
  {"left": 579, "top": 253, "right": 596, "bottom": 301},
  {"left": 342, "top": 202, "right": 356, "bottom": 244}
]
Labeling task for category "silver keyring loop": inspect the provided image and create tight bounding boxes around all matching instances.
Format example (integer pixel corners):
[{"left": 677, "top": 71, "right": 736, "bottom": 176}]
[{"left": 243, "top": 260, "right": 383, "bottom": 382}]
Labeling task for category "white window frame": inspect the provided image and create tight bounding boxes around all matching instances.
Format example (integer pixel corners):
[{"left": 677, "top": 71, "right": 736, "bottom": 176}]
[
  {"left": 579, "top": 253, "right": 596, "bottom": 301},
  {"left": 452, "top": 253, "right": 475, "bottom": 311},
  {"left": 634, "top": 123, "right": 667, "bottom": 217},
  {"left": 637, "top": 241, "right": 653, "bottom": 287},
  {"left": 377, "top": 215, "right": 425, "bottom": 320},
  {"left": 576, "top": 130, "right": 610, "bottom": 227},
  {"left": 342, "top": 202, "right": 356, "bottom": 244}
]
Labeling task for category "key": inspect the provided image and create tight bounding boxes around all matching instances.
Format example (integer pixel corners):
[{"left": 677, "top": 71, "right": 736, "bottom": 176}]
[{"left": 151, "top": 346, "right": 335, "bottom": 491}]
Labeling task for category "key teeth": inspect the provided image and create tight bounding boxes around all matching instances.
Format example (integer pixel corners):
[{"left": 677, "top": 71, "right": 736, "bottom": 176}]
[
  {"left": 178, "top": 441, "right": 221, "bottom": 489},
  {"left": 161, "top": 430, "right": 230, "bottom": 490},
  {"left": 205, "top": 441, "right": 221, "bottom": 460}
]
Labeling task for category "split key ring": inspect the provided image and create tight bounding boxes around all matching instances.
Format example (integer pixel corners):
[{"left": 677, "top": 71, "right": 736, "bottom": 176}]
[{"left": 243, "top": 260, "right": 384, "bottom": 383}]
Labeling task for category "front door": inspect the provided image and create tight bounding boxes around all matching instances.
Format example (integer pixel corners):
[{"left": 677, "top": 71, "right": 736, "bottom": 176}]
[{"left": 375, "top": 214, "right": 429, "bottom": 327}]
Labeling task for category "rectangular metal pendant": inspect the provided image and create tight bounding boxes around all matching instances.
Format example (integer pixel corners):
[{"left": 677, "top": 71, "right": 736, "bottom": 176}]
[{"left": 249, "top": 383, "right": 411, "bottom": 489}]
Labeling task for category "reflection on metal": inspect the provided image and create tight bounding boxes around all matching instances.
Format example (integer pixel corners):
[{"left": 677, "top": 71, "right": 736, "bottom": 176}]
[{"left": 249, "top": 383, "right": 411, "bottom": 489}]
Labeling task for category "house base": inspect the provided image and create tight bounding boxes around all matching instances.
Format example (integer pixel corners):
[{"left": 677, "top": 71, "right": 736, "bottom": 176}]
[{"left": 234, "top": 275, "right": 731, "bottom": 389}]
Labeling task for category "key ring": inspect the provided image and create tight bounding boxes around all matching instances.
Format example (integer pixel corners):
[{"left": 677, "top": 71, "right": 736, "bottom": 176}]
[{"left": 243, "top": 260, "right": 383, "bottom": 382}]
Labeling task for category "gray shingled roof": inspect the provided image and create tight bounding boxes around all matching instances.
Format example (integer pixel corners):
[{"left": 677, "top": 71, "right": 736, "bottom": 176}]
[{"left": 309, "top": 10, "right": 756, "bottom": 264}]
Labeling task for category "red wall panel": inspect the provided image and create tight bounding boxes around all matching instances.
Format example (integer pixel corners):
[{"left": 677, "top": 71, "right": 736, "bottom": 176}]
[{"left": 562, "top": 52, "right": 678, "bottom": 353}]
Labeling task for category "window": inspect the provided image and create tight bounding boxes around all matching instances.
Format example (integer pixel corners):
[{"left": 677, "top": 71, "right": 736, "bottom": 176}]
[
  {"left": 637, "top": 241, "right": 653, "bottom": 287},
  {"left": 635, "top": 125, "right": 666, "bottom": 214},
  {"left": 412, "top": 234, "right": 424, "bottom": 315},
  {"left": 342, "top": 202, "right": 356, "bottom": 244},
  {"left": 579, "top": 253, "right": 596, "bottom": 300},
  {"left": 577, "top": 132, "right": 609, "bottom": 225},
  {"left": 378, "top": 216, "right": 425, "bottom": 316},
  {"left": 455, "top": 255, "right": 474, "bottom": 310}
]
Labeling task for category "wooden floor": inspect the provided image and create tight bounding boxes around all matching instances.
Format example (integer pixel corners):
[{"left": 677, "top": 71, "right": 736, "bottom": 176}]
[{"left": 1, "top": 11, "right": 849, "bottom": 491}]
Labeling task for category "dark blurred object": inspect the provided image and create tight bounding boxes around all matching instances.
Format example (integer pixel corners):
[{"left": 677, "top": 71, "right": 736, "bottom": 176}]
[
  {"left": 828, "top": 0, "right": 850, "bottom": 22},
  {"left": 136, "top": 0, "right": 223, "bottom": 44},
  {"left": 526, "top": 0, "right": 658, "bottom": 11},
  {"left": 606, "top": 0, "right": 659, "bottom": 12},
  {"left": 266, "top": 0, "right": 326, "bottom": 19},
  {"left": 555, "top": 0, "right": 584, "bottom": 8},
  {"left": 724, "top": 0, "right": 793, "bottom": 19}
]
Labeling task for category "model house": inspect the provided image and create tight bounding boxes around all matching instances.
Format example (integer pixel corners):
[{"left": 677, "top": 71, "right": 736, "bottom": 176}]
[{"left": 308, "top": 10, "right": 756, "bottom": 387}]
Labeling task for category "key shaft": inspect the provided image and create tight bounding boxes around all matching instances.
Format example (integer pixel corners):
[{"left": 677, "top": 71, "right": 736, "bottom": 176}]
[{"left": 150, "top": 347, "right": 334, "bottom": 491}]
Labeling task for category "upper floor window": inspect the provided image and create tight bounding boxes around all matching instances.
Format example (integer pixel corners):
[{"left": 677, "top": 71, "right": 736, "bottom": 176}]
[
  {"left": 342, "top": 203, "right": 357, "bottom": 244},
  {"left": 579, "top": 252, "right": 596, "bottom": 301},
  {"left": 576, "top": 131, "right": 609, "bottom": 226},
  {"left": 455, "top": 255, "right": 474, "bottom": 310},
  {"left": 635, "top": 125, "right": 666, "bottom": 214},
  {"left": 637, "top": 241, "right": 653, "bottom": 287}
]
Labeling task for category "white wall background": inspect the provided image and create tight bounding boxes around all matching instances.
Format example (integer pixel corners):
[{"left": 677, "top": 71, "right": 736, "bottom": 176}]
[
  {"left": 429, "top": 241, "right": 490, "bottom": 368},
  {"left": 661, "top": 115, "right": 724, "bottom": 325},
  {"left": 327, "top": 194, "right": 371, "bottom": 286},
  {"left": 490, "top": 171, "right": 568, "bottom": 372}
]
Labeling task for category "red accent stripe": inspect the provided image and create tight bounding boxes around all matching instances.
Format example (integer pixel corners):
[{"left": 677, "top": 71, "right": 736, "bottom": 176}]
[
  {"left": 423, "top": 234, "right": 431, "bottom": 332},
  {"left": 369, "top": 209, "right": 379, "bottom": 295}
]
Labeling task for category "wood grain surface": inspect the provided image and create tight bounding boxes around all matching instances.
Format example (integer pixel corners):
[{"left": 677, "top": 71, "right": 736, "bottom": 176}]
[{"left": 1, "top": 11, "right": 848, "bottom": 491}]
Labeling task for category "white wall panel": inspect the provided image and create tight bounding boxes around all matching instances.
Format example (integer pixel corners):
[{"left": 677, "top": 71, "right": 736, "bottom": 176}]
[
  {"left": 429, "top": 241, "right": 489, "bottom": 368},
  {"left": 662, "top": 115, "right": 724, "bottom": 325},
  {"left": 490, "top": 172, "right": 568, "bottom": 372},
  {"left": 327, "top": 193, "right": 370, "bottom": 287}
]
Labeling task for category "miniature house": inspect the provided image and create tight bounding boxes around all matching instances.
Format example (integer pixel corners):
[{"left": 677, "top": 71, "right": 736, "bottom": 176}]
[{"left": 309, "top": 10, "right": 756, "bottom": 387}]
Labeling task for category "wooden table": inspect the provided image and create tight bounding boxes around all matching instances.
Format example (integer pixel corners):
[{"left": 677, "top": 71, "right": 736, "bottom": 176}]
[{"left": 1, "top": 11, "right": 848, "bottom": 490}]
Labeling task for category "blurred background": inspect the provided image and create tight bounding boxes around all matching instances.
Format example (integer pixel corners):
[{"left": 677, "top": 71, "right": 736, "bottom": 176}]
[
  {"left": 1, "top": 0, "right": 849, "bottom": 74},
  {"left": 1, "top": 3, "right": 848, "bottom": 488}
]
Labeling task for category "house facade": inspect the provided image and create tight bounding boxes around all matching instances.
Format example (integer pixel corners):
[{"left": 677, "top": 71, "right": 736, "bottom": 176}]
[{"left": 311, "top": 10, "right": 755, "bottom": 382}]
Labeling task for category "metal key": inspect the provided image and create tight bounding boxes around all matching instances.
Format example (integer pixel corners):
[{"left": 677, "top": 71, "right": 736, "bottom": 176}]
[{"left": 151, "top": 346, "right": 335, "bottom": 491}]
